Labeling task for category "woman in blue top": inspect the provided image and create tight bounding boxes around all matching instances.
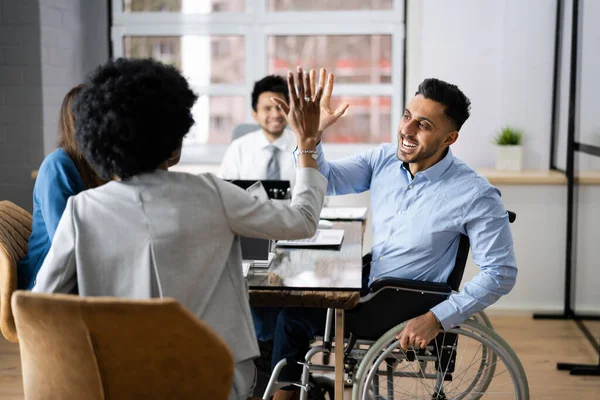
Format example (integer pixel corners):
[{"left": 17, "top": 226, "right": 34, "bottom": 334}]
[{"left": 17, "top": 85, "right": 105, "bottom": 290}]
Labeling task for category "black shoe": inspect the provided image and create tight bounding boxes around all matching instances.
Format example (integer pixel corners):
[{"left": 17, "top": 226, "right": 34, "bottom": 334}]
[{"left": 254, "top": 340, "right": 274, "bottom": 375}]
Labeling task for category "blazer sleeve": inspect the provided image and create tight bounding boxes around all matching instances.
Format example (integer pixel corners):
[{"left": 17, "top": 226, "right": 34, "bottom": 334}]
[
  {"left": 213, "top": 168, "right": 327, "bottom": 240},
  {"left": 32, "top": 197, "right": 78, "bottom": 294}
]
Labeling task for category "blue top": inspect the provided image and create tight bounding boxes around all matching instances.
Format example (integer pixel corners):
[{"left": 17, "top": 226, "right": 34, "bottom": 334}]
[
  {"left": 302, "top": 144, "right": 517, "bottom": 330},
  {"left": 17, "top": 148, "right": 85, "bottom": 290}
]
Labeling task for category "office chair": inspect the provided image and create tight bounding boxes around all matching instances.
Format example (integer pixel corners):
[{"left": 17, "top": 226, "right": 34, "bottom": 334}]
[
  {"left": 0, "top": 200, "right": 32, "bottom": 343},
  {"left": 231, "top": 123, "right": 260, "bottom": 142},
  {"left": 13, "top": 292, "right": 235, "bottom": 400}
]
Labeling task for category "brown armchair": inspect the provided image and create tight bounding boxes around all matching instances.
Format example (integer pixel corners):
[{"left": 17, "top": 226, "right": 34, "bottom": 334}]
[
  {"left": 12, "top": 291, "right": 235, "bottom": 400},
  {"left": 0, "top": 200, "right": 32, "bottom": 343}
]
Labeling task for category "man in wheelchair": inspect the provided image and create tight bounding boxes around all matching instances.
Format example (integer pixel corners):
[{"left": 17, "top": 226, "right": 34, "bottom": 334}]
[{"left": 261, "top": 78, "right": 518, "bottom": 400}]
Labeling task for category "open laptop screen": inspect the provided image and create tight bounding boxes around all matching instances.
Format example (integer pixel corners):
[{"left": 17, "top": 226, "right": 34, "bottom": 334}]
[{"left": 227, "top": 179, "right": 291, "bottom": 200}]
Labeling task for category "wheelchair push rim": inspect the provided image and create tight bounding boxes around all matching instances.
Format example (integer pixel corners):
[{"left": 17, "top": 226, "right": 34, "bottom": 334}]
[{"left": 352, "top": 320, "right": 529, "bottom": 400}]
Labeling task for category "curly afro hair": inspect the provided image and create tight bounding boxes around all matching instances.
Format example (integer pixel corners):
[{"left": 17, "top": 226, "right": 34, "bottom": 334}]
[{"left": 73, "top": 58, "right": 198, "bottom": 180}]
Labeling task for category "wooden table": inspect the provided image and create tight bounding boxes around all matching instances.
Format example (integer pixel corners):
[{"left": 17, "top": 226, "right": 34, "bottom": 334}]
[{"left": 247, "top": 221, "right": 363, "bottom": 400}]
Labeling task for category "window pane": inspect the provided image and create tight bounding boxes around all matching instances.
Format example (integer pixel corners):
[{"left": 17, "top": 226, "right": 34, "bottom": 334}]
[
  {"left": 185, "top": 96, "right": 246, "bottom": 145},
  {"left": 123, "top": 36, "right": 244, "bottom": 84},
  {"left": 123, "top": 0, "right": 244, "bottom": 13},
  {"left": 268, "top": 35, "right": 391, "bottom": 84},
  {"left": 268, "top": 0, "right": 392, "bottom": 11},
  {"left": 326, "top": 96, "right": 391, "bottom": 143}
]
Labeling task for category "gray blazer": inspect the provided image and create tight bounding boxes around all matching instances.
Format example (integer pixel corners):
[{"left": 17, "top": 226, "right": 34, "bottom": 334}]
[{"left": 33, "top": 168, "right": 327, "bottom": 367}]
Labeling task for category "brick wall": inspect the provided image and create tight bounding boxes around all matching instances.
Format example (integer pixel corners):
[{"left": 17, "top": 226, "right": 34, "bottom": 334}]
[
  {"left": 0, "top": 0, "right": 44, "bottom": 210},
  {"left": 0, "top": 0, "right": 108, "bottom": 211}
]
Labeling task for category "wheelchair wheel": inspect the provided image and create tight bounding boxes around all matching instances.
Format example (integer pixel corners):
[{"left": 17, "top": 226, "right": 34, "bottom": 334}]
[
  {"left": 470, "top": 311, "right": 494, "bottom": 330},
  {"left": 465, "top": 311, "right": 497, "bottom": 396},
  {"left": 352, "top": 320, "right": 529, "bottom": 400}
]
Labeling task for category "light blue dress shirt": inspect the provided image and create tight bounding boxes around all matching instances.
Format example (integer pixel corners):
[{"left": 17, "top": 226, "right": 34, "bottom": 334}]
[{"left": 303, "top": 143, "right": 517, "bottom": 329}]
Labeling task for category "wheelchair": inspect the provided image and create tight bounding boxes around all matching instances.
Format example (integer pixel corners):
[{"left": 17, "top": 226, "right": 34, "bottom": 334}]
[{"left": 261, "top": 211, "right": 529, "bottom": 399}]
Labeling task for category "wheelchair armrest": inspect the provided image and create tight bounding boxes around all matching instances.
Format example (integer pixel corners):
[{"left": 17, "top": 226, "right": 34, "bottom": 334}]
[
  {"left": 369, "top": 277, "right": 453, "bottom": 295},
  {"left": 507, "top": 210, "right": 516, "bottom": 223}
]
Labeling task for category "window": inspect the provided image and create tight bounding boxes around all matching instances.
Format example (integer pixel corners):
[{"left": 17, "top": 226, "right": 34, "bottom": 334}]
[
  {"left": 111, "top": 0, "right": 405, "bottom": 163},
  {"left": 268, "top": 0, "right": 393, "bottom": 12},
  {"left": 268, "top": 35, "right": 392, "bottom": 84},
  {"left": 123, "top": 0, "right": 245, "bottom": 13}
]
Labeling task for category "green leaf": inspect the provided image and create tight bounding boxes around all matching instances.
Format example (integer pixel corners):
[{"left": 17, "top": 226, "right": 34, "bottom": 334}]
[{"left": 493, "top": 126, "right": 523, "bottom": 145}]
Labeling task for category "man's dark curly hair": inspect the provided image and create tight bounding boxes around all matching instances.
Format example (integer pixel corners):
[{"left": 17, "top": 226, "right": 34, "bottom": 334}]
[
  {"left": 251, "top": 75, "right": 289, "bottom": 111},
  {"left": 416, "top": 78, "right": 471, "bottom": 131},
  {"left": 73, "top": 58, "right": 198, "bottom": 180}
]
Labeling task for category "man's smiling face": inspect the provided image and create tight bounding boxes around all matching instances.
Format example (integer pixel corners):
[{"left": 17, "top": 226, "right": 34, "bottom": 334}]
[{"left": 397, "top": 94, "right": 458, "bottom": 172}]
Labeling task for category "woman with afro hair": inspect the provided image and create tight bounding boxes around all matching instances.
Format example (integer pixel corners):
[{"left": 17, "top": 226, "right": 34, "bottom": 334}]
[
  {"left": 17, "top": 84, "right": 105, "bottom": 290},
  {"left": 32, "top": 58, "right": 328, "bottom": 399}
]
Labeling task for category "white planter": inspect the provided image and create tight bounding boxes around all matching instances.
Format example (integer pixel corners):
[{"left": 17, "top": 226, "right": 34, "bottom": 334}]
[{"left": 495, "top": 145, "right": 523, "bottom": 171}]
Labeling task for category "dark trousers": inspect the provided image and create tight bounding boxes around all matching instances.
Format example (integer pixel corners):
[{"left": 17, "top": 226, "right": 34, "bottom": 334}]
[
  {"left": 251, "top": 255, "right": 373, "bottom": 384},
  {"left": 252, "top": 306, "right": 327, "bottom": 383}
]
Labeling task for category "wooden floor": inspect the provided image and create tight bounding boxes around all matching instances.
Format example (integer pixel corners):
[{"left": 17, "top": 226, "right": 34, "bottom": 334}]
[{"left": 0, "top": 316, "right": 598, "bottom": 399}]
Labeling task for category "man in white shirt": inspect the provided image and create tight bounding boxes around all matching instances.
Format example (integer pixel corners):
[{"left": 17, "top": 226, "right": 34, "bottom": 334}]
[{"left": 219, "top": 75, "right": 297, "bottom": 185}]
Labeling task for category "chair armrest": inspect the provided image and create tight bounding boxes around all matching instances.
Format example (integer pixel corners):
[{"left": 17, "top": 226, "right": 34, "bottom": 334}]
[
  {"left": 507, "top": 210, "right": 516, "bottom": 223},
  {"left": 369, "top": 277, "right": 453, "bottom": 295}
]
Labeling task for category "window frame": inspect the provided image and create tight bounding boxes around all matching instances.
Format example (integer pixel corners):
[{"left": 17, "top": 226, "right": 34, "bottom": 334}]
[{"left": 111, "top": 0, "right": 405, "bottom": 164}]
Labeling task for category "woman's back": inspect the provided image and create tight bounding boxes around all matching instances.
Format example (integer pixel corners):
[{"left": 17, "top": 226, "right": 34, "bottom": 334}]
[{"left": 33, "top": 168, "right": 327, "bottom": 365}]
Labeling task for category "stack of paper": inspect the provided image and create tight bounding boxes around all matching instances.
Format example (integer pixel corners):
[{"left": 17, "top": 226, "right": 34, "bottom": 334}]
[
  {"left": 276, "top": 229, "right": 345, "bottom": 247},
  {"left": 320, "top": 207, "right": 368, "bottom": 221}
]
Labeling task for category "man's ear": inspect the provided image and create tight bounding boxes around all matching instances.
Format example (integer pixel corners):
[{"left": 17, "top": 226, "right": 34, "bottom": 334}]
[
  {"left": 444, "top": 131, "right": 459, "bottom": 147},
  {"left": 252, "top": 110, "right": 258, "bottom": 123}
]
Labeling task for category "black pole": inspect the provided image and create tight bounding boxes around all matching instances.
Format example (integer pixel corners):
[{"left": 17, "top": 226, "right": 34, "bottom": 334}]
[
  {"left": 549, "top": 0, "right": 564, "bottom": 170},
  {"left": 107, "top": 0, "right": 113, "bottom": 59},
  {"left": 562, "top": 0, "right": 580, "bottom": 318}
]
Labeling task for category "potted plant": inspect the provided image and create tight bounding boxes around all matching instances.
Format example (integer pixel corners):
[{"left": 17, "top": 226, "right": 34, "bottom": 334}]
[{"left": 493, "top": 127, "right": 523, "bottom": 171}]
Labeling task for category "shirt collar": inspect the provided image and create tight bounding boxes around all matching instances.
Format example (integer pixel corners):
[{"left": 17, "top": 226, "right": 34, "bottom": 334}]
[
  {"left": 400, "top": 148, "right": 454, "bottom": 183},
  {"left": 258, "top": 129, "right": 292, "bottom": 152}
]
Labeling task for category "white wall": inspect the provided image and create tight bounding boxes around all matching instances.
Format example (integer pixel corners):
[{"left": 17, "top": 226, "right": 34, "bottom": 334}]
[{"left": 407, "top": 0, "right": 557, "bottom": 170}]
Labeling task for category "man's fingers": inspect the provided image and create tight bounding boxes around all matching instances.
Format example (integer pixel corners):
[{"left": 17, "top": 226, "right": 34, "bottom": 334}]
[
  {"left": 399, "top": 331, "right": 409, "bottom": 351},
  {"left": 335, "top": 103, "right": 350, "bottom": 116},
  {"left": 270, "top": 97, "right": 290, "bottom": 114},
  {"left": 287, "top": 71, "right": 298, "bottom": 107},
  {"left": 319, "top": 68, "right": 326, "bottom": 96},
  {"left": 323, "top": 73, "right": 334, "bottom": 101},
  {"left": 309, "top": 69, "right": 317, "bottom": 100}
]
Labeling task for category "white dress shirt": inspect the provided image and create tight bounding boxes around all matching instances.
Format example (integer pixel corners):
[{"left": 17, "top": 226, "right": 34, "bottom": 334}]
[
  {"left": 33, "top": 168, "right": 327, "bottom": 398},
  {"left": 219, "top": 129, "right": 297, "bottom": 187}
]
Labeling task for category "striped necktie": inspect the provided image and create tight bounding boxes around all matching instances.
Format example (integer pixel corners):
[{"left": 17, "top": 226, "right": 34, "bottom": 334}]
[{"left": 266, "top": 145, "right": 281, "bottom": 180}]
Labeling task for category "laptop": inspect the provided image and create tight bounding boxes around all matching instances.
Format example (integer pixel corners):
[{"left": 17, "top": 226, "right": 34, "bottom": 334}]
[{"left": 227, "top": 179, "right": 291, "bottom": 200}]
